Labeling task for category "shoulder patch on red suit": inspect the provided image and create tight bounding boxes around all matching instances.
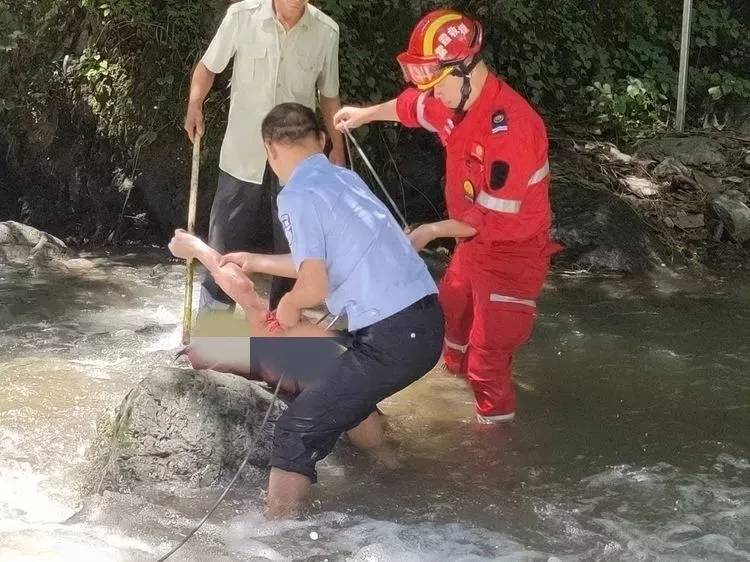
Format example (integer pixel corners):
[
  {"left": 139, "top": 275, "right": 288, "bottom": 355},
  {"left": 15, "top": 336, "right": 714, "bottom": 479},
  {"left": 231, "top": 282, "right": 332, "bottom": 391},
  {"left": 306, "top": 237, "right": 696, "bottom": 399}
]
[{"left": 490, "top": 110, "right": 508, "bottom": 134}]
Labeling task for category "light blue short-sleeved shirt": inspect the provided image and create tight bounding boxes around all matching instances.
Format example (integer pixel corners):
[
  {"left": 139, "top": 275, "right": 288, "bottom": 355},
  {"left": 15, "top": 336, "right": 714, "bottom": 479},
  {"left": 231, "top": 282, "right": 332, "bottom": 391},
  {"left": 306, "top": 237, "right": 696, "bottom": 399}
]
[{"left": 277, "top": 154, "right": 437, "bottom": 331}]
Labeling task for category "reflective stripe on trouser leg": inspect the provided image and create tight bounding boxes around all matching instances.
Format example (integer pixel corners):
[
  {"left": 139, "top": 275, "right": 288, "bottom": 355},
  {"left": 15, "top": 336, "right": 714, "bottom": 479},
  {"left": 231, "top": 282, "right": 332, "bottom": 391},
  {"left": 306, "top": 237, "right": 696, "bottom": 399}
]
[
  {"left": 444, "top": 338, "right": 468, "bottom": 353},
  {"left": 489, "top": 293, "right": 537, "bottom": 308},
  {"left": 476, "top": 411, "right": 516, "bottom": 424},
  {"left": 466, "top": 300, "right": 536, "bottom": 417},
  {"left": 464, "top": 250, "right": 550, "bottom": 417}
]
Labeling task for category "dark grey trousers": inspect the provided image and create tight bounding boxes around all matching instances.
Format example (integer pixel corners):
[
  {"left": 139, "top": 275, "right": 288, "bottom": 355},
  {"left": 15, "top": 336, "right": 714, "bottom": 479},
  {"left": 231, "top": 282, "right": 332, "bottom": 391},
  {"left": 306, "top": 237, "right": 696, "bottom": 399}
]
[{"left": 200, "top": 168, "right": 295, "bottom": 311}]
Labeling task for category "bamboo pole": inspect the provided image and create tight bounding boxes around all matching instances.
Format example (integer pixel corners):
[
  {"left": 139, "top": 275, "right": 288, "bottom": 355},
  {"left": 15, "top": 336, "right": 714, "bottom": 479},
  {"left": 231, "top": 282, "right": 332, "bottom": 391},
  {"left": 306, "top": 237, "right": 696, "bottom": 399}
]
[{"left": 181, "top": 134, "right": 202, "bottom": 345}]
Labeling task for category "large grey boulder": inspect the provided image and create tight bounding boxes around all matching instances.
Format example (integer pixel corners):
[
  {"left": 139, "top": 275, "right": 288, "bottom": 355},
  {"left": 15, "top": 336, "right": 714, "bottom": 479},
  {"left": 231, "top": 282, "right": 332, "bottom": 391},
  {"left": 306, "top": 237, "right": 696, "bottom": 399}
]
[
  {"left": 551, "top": 181, "right": 661, "bottom": 273},
  {"left": 712, "top": 190, "right": 750, "bottom": 243},
  {"left": 0, "top": 220, "right": 71, "bottom": 265},
  {"left": 635, "top": 136, "right": 727, "bottom": 168},
  {"left": 90, "top": 368, "right": 285, "bottom": 493}
]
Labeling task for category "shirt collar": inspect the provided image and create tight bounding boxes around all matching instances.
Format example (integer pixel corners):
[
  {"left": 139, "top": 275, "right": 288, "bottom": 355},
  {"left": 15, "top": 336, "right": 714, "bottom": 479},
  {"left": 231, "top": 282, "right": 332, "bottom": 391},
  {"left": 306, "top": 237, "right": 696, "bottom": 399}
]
[
  {"left": 467, "top": 73, "right": 500, "bottom": 116},
  {"left": 286, "top": 153, "right": 328, "bottom": 187},
  {"left": 261, "top": 0, "right": 312, "bottom": 30}
]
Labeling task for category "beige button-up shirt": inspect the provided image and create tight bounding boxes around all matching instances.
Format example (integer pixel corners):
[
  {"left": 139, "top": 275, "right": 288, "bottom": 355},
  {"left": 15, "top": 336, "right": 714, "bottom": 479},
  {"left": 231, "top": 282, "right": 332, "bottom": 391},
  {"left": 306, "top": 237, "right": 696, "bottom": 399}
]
[{"left": 202, "top": 0, "right": 339, "bottom": 183}]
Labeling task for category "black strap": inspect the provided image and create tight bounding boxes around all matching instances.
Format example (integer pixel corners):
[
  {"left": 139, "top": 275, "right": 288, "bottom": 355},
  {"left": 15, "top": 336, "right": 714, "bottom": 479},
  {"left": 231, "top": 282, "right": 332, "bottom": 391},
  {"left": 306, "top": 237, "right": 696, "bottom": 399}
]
[{"left": 450, "top": 56, "right": 481, "bottom": 118}]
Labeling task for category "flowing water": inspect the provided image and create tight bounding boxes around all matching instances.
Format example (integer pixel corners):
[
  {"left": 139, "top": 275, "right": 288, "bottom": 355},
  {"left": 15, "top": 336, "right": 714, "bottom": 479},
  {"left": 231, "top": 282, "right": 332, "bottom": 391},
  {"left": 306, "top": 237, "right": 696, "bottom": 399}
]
[{"left": 0, "top": 252, "right": 748, "bottom": 561}]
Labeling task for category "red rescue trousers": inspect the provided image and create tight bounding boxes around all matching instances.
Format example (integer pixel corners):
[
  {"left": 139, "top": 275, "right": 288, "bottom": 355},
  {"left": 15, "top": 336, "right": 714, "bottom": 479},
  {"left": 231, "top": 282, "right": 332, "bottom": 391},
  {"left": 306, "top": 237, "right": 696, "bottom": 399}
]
[{"left": 439, "top": 242, "right": 551, "bottom": 416}]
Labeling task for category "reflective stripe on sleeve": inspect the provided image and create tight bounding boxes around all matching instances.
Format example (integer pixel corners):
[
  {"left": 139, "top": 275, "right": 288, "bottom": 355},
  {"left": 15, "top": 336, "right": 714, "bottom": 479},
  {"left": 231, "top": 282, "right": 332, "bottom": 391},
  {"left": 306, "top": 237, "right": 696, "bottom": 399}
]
[
  {"left": 528, "top": 160, "right": 550, "bottom": 185},
  {"left": 489, "top": 293, "right": 537, "bottom": 308}
]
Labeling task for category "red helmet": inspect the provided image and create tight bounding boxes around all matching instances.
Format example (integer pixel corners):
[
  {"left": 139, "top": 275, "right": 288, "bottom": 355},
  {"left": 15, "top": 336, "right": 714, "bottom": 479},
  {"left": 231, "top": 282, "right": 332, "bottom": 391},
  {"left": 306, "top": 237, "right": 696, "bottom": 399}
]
[{"left": 397, "top": 10, "right": 483, "bottom": 90}]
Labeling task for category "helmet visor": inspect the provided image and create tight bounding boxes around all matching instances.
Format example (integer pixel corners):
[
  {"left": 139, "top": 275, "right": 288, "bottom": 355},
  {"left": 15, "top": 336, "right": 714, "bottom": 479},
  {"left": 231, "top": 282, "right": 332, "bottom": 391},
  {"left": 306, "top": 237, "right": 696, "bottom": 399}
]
[{"left": 397, "top": 55, "right": 453, "bottom": 90}]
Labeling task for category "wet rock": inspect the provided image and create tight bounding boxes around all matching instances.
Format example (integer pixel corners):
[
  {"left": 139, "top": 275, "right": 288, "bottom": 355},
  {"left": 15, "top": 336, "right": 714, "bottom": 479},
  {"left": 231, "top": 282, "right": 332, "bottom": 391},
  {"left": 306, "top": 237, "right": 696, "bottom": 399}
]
[
  {"left": 693, "top": 170, "right": 724, "bottom": 194},
  {"left": 673, "top": 212, "right": 705, "bottom": 230},
  {"left": 59, "top": 257, "right": 96, "bottom": 272},
  {"left": 636, "top": 136, "right": 726, "bottom": 168},
  {"left": 0, "top": 220, "right": 71, "bottom": 265},
  {"left": 723, "top": 176, "right": 746, "bottom": 186},
  {"left": 621, "top": 176, "right": 659, "bottom": 198},
  {"left": 421, "top": 248, "right": 450, "bottom": 278},
  {"left": 90, "top": 368, "right": 284, "bottom": 492},
  {"left": 582, "top": 141, "right": 633, "bottom": 164},
  {"left": 711, "top": 190, "right": 750, "bottom": 243},
  {"left": 551, "top": 181, "right": 661, "bottom": 273},
  {"left": 653, "top": 157, "right": 691, "bottom": 181}
]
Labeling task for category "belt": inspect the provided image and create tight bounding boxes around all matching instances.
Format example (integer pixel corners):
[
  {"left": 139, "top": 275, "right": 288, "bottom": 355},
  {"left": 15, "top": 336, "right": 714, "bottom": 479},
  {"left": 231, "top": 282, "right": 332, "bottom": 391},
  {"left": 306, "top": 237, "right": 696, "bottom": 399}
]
[{"left": 406, "top": 293, "right": 439, "bottom": 311}]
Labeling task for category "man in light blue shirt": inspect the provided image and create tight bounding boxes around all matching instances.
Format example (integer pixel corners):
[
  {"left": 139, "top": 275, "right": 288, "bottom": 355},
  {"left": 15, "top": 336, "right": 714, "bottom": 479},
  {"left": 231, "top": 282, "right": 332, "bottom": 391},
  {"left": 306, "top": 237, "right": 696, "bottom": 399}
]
[
  {"left": 220, "top": 102, "right": 443, "bottom": 517},
  {"left": 278, "top": 153, "right": 437, "bottom": 330}
]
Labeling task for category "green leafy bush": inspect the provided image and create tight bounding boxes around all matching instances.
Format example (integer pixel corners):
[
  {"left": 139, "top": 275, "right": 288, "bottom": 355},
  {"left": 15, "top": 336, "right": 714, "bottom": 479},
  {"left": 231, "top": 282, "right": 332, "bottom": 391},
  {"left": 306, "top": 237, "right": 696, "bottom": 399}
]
[
  {"left": 0, "top": 0, "right": 748, "bottom": 238},
  {"left": 586, "top": 77, "right": 670, "bottom": 141},
  {"left": 2, "top": 0, "right": 748, "bottom": 146}
]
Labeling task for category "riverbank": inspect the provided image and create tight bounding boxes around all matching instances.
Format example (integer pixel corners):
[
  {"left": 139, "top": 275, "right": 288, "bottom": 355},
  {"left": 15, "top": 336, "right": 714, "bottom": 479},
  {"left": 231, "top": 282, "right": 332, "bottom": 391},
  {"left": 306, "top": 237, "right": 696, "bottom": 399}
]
[{"left": 1, "top": 127, "right": 748, "bottom": 276}]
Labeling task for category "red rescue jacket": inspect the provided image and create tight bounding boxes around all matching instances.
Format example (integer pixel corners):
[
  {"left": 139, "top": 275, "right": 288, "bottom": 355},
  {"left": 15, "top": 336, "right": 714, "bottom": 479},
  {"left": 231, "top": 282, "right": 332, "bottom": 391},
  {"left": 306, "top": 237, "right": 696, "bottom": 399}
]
[{"left": 396, "top": 74, "right": 560, "bottom": 259}]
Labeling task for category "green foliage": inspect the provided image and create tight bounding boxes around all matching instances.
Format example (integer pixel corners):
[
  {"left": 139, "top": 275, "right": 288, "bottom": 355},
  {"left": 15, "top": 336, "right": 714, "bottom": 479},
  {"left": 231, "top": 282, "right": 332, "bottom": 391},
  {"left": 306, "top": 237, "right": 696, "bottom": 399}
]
[
  {"left": 0, "top": 0, "right": 211, "bottom": 146},
  {"left": 316, "top": 0, "right": 416, "bottom": 104},
  {"left": 65, "top": 48, "right": 134, "bottom": 138},
  {"left": 314, "top": 0, "right": 750, "bottom": 135},
  {"left": 0, "top": 2, "right": 24, "bottom": 53},
  {"left": 586, "top": 77, "right": 670, "bottom": 142},
  {"left": 1, "top": 0, "right": 748, "bottom": 147}
]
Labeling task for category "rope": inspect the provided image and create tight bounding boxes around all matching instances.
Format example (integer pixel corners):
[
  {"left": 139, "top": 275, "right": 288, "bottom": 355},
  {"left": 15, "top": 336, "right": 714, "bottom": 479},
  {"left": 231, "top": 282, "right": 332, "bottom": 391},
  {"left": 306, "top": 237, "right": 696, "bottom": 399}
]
[
  {"left": 343, "top": 127, "right": 446, "bottom": 264},
  {"left": 156, "top": 373, "right": 285, "bottom": 561},
  {"left": 343, "top": 127, "right": 409, "bottom": 229}
]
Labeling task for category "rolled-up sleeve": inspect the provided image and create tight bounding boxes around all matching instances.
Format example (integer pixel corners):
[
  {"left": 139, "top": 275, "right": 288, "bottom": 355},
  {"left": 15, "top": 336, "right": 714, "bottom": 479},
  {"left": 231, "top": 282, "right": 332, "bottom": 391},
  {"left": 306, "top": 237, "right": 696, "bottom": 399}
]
[
  {"left": 396, "top": 88, "right": 452, "bottom": 134},
  {"left": 277, "top": 191, "right": 326, "bottom": 270},
  {"left": 317, "top": 29, "right": 340, "bottom": 98},
  {"left": 395, "top": 88, "right": 422, "bottom": 128},
  {"left": 201, "top": 11, "right": 237, "bottom": 74}
]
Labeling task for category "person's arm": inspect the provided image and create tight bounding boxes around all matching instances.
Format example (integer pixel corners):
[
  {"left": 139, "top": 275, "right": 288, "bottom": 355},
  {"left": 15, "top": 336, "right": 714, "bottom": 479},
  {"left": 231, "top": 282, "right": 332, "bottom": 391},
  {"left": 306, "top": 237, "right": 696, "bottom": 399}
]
[
  {"left": 220, "top": 252, "right": 298, "bottom": 279},
  {"left": 168, "top": 229, "right": 221, "bottom": 278},
  {"left": 335, "top": 88, "right": 453, "bottom": 134},
  {"left": 334, "top": 99, "right": 399, "bottom": 131},
  {"left": 168, "top": 230, "right": 263, "bottom": 313},
  {"left": 285, "top": 260, "right": 328, "bottom": 308},
  {"left": 184, "top": 8, "right": 237, "bottom": 142},
  {"left": 320, "top": 95, "right": 345, "bottom": 165},
  {"left": 275, "top": 260, "right": 328, "bottom": 327},
  {"left": 407, "top": 220, "right": 478, "bottom": 251},
  {"left": 316, "top": 27, "right": 344, "bottom": 164},
  {"left": 184, "top": 62, "right": 216, "bottom": 142}
]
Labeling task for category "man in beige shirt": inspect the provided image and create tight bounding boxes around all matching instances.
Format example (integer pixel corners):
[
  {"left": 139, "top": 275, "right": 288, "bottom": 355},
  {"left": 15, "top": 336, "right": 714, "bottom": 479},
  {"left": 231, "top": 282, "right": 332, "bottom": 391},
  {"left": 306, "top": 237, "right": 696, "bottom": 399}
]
[{"left": 184, "top": 0, "right": 343, "bottom": 311}]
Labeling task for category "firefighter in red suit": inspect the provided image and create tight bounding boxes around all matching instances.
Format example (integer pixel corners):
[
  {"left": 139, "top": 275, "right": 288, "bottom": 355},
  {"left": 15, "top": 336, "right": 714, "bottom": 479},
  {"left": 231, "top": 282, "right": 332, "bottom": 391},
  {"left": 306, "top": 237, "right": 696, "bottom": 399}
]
[{"left": 335, "top": 10, "right": 560, "bottom": 423}]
